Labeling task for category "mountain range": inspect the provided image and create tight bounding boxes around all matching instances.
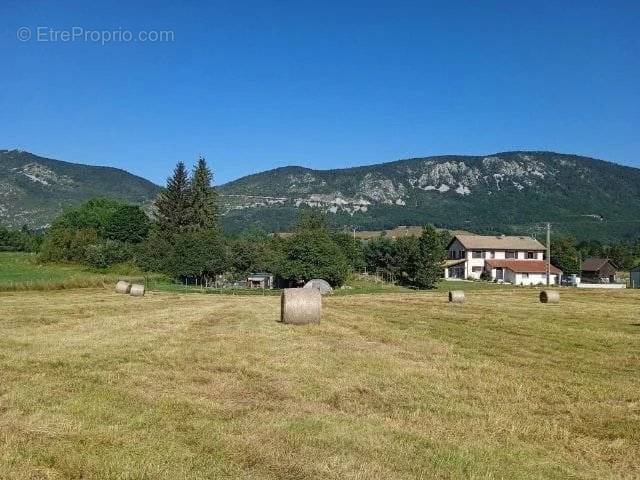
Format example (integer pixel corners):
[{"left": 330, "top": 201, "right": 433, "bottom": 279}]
[
  {"left": 218, "top": 151, "right": 640, "bottom": 240},
  {"left": 0, "top": 150, "right": 158, "bottom": 228},
  {"left": 2, "top": 149, "right": 639, "bottom": 241}
]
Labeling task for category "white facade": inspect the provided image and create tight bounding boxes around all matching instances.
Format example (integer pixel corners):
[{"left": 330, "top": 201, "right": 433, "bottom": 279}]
[
  {"left": 484, "top": 266, "right": 559, "bottom": 285},
  {"left": 446, "top": 238, "right": 545, "bottom": 280}
]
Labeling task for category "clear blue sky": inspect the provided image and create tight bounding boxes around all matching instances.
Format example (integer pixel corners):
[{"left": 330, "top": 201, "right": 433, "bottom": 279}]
[{"left": 2, "top": 1, "right": 638, "bottom": 185}]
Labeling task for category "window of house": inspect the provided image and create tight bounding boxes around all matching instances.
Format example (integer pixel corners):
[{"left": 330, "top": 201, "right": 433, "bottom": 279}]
[
  {"left": 472, "top": 266, "right": 483, "bottom": 273},
  {"left": 527, "top": 251, "right": 534, "bottom": 259},
  {"left": 506, "top": 251, "right": 516, "bottom": 259},
  {"left": 488, "top": 251, "right": 496, "bottom": 259},
  {"left": 472, "top": 251, "right": 482, "bottom": 258},
  {"left": 521, "top": 273, "right": 529, "bottom": 279}
]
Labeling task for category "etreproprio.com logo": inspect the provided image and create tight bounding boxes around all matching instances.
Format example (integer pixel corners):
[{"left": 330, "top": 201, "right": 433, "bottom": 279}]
[{"left": 17, "top": 26, "right": 175, "bottom": 45}]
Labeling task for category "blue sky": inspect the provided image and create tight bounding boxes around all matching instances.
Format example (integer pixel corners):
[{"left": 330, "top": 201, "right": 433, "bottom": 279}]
[{"left": 1, "top": 1, "right": 638, "bottom": 185}]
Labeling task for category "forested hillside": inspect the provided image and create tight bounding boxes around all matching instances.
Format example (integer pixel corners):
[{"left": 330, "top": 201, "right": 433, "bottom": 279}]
[
  {"left": 219, "top": 151, "right": 640, "bottom": 241},
  {"left": 0, "top": 150, "right": 159, "bottom": 228}
]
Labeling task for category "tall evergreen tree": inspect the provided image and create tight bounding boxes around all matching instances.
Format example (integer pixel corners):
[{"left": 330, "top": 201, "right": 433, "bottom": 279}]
[
  {"left": 189, "top": 156, "right": 219, "bottom": 230},
  {"left": 414, "top": 225, "right": 446, "bottom": 289},
  {"left": 154, "top": 162, "right": 191, "bottom": 232}
]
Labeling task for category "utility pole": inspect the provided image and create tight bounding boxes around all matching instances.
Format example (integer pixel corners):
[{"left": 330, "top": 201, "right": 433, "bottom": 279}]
[{"left": 546, "top": 222, "right": 551, "bottom": 286}]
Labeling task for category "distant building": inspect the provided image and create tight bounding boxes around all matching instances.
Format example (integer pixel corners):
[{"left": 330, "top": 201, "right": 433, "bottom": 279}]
[
  {"left": 444, "top": 234, "right": 562, "bottom": 285},
  {"left": 246, "top": 273, "right": 274, "bottom": 289},
  {"left": 630, "top": 266, "right": 640, "bottom": 288},
  {"left": 580, "top": 258, "right": 617, "bottom": 283},
  {"left": 484, "top": 259, "right": 562, "bottom": 285}
]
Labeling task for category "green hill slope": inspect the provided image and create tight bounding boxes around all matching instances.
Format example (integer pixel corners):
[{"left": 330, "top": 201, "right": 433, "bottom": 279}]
[
  {"left": 219, "top": 151, "right": 640, "bottom": 240},
  {"left": 3, "top": 149, "right": 639, "bottom": 241},
  {"left": 0, "top": 150, "right": 159, "bottom": 228}
]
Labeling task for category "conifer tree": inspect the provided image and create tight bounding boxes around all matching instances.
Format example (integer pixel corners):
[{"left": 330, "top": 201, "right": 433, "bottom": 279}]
[
  {"left": 154, "top": 162, "right": 191, "bottom": 232},
  {"left": 189, "top": 156, "right": 219, "bottom": 230},
  {"left": 414, "top": 225, "right": 446, "bottom": 289}
]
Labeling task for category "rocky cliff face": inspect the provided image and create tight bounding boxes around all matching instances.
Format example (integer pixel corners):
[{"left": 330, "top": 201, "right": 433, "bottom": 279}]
[
  {"left": 219, "top": 151, "right": 640, "bottom": 240},
  {"left": 2, "top": 149, "right": 638, "bottom": 241}
]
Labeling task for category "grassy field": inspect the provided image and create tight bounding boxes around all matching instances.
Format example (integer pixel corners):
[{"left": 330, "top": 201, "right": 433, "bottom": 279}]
[
  {"left": 0, "top": 252, "right": 97, "bottom": 286},
  {"left": 0, "top": 252, "right": 503, "bottom": 296},
  {"left": 0, "top": 252, "right": 160, "bottom": 292},
  {"left": 145, "top": 276, "right": 504, "bottom": 296},
  {"left": 1, "top": 287, "right": 638, "bottom": 479}
]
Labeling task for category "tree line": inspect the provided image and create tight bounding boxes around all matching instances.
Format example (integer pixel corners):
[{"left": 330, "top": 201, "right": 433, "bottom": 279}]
[
  {"left": 0, "top": 225, "right": 43, "bottom": 252},
  {"left": 550, "top": 235, "right": 640, "bottom": 274},
  {"left": 29, "top": 158, "right": 447, "bottom": 289},
  {"left": 7, "top": 157, "right": 639, "bottom": 285}
]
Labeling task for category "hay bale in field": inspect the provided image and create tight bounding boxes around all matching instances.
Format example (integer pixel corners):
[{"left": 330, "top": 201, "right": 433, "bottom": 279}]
[
  {"left": 129, "top": 284, "right": 145, "bottom": 297},
  {"left": 115, "top": 281, "right": 131, "bottom": 294},
  {"left": 303, "top": 278, "right": 333, "bottom": 295},
  {"left": 280, "top": 288, "right": 322, "bottom": 325},
  {"left": 539, "top": 290, "right": 559, "bottom": 303},
  {"left": 449, "top": 290, "right": 465, "bottom": 303}
]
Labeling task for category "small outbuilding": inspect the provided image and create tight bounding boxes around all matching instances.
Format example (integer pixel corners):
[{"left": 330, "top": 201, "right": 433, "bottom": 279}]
[
  {"left": 581, "top": 258, "right": 617, "bottom": 283},
  {"left": 246, "top": 273, "right": 274, "bottom": 289},
  {"left": 630, "top": 266, "right": 640, "bottom": 289}
]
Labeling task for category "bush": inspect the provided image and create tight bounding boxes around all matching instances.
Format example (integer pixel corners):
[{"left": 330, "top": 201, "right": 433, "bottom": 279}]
[
  {"left": 85, "top": 240, "right": 133, "bottom": 269},
  {"left": 39, "top": 228, "right": 99, "bottom": 263},
  {"left": 0, "top": 226, "right": 43, "bottom": 252},
  {"left": 136, "top": 228, "right": 228, "bottom": 282},
  {"left": 228, "top": 229, "right": 278, "bottom": 275},
  {"left": 275, "top": 229, "right": 350, "bottom": 287},
  {"left": 39, "top": 199, "right": 150, "bottom": 265},
  {"left": 332, "top": 232, "right": 366, "bottom": 272}
]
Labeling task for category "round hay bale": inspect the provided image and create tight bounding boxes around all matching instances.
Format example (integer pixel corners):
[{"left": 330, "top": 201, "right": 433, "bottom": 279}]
[
  {"left": 115, "top": 280, "right": 131, "bottom": 294},
  {"left": 303, "top": 278, "right": 333, "bottom": 295},
  {"left": 280, "top": 288, "right": 322, "bottom": 325},
  {"left": 448, "top": 290, "right": 465, "bottom": 303},
  {"left": 129, "top": 284, "right": 145, "bottom": 297},
  {"left": 539, "top": 290, "right": 559, "bottom": 304}
]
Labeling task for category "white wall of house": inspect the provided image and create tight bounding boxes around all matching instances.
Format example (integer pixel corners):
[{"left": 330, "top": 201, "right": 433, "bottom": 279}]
[
  {"left": 485, "top": 268, "right": 559, "bottom": 285},
  {"left": 466, "top": 251, "right": 485, "bottom": 279},
  {"left": 446, "top": 239, "right": 546, "bottom": 280},
  {"left": 513, "top": 272, "right": 559, "bottom": 285}
]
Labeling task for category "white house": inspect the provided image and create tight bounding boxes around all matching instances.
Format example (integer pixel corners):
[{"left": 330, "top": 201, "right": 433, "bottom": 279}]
[
  {"left": 444, "top": 234, "right": 562, "bottom": 285},
  {"left": 483, "top": 259, "right": 562, "bottom": 285}
]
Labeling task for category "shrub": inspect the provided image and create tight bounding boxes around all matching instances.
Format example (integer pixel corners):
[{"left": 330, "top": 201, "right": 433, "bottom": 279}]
[
  {"left": 85, "top": 240, "right": 133, "bottom": 269},
  {"left": 275, "top": 229, "right": 350, "bottom": 287},
  {"left": 39, "top": 228, "right": 99, "bottom": 263},
  {"left": 136, "top": 228, "right": 228, "bottom": 283}
]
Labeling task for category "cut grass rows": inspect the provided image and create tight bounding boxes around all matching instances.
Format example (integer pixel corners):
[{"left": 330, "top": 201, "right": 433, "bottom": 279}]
[{"left": 0, "top": 288, "right": 638, "bottom": 479}]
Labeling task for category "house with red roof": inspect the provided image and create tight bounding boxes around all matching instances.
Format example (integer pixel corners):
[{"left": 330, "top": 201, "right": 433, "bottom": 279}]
[{"left": 444, "top": 234, "right": 562, "bottom": 285}]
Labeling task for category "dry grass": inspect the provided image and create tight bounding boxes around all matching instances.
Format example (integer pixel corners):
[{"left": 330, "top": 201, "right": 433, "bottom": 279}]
[{"left": 0, "top": 288, "right": 639, "bottom": 479}]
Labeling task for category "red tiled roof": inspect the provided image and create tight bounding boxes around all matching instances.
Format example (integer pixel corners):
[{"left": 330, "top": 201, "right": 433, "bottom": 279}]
[
  {"left": 485, "top": 259, "right": 562, "bottom": 274},
  {"left": 581, "top": 258, "right": 615, "bottom": 272}
]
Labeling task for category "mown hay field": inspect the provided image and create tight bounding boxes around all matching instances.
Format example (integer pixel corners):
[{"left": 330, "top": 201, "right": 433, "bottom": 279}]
[{"left": 0, "top": 288, "right": 639, "bottom": 479}]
